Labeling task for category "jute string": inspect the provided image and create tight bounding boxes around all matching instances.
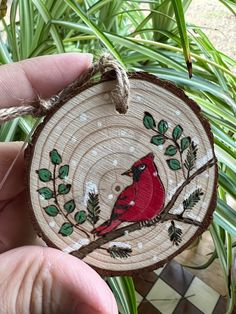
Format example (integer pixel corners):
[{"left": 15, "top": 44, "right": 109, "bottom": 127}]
[{"left": 0, "top": 54, "right": 130, "bottom": 123}]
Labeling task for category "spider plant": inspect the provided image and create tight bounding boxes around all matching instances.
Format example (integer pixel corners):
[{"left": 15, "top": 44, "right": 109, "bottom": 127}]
[{"left": 0, "top": 1, "right": 236, "bottom": 313}]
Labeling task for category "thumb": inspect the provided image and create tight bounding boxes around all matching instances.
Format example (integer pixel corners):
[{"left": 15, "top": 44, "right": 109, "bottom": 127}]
[{"left": 0, "top": 246, "right": 118, "bottom": 314}]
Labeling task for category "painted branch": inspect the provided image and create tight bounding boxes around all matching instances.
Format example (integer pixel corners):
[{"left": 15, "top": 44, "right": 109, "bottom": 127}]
[
  {"left": 71, "top": 158, "right": 215, "bottom": 259},
  {"left": 161, "top": 214, "right": 202, "bottom": 226}
]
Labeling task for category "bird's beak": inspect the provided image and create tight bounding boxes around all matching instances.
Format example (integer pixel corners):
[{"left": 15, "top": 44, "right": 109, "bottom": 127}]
[{"left": 121, "top": 168, "right": 133, "bottom": 177}]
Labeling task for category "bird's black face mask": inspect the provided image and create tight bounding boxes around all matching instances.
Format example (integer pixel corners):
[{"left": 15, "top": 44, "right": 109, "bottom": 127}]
[{"left": 132, "top": 164, "right": 146, "bottom": 182}]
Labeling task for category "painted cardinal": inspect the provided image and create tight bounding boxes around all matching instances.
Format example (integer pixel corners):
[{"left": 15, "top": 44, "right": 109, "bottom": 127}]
[{"left": 92, "top": 153, "right": 165, "bottom": 236}]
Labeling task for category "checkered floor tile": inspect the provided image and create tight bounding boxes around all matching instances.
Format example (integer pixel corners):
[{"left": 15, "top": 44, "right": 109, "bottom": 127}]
[{"left": 132, "top": 260, "right": 227, "bottom": 314}]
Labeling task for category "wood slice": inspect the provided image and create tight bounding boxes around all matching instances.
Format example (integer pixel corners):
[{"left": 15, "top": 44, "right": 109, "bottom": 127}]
[{"left": 27, "top": 73, "right": 217, "bottom": 275}]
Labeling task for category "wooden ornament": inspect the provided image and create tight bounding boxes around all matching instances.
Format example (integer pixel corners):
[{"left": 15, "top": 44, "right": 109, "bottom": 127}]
[{"left": 27, "top": 73, "right": 217, "bottom": 275}]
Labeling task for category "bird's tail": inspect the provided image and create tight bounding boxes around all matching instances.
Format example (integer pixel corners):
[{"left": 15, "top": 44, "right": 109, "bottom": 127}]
[{"left": 92, "top": 219, "right": 121, "bottom": 236}]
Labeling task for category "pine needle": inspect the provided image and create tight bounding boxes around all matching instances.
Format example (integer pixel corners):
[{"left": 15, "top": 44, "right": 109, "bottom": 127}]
[
  {"left": 107, "top": 245, "right": 132, "bottom": 258},
  {"left": 87, "top": 192, "right": 100, "bottom": 226}
]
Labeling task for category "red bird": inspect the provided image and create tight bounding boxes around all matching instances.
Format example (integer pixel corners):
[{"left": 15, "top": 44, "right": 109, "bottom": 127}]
[{"left": 92, "top": 153, "right": 165, "bottom": 236}]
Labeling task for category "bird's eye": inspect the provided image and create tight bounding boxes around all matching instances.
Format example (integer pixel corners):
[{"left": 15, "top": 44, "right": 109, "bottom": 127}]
[{"left": 139, "top": 164, "right": 146, "bottom": 171}]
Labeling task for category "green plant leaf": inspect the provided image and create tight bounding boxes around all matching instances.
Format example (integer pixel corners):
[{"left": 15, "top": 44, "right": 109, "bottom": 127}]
[
  {"left": 171, "top": 0, "right": 192, "bottom": 77},
  {"left": 172, "top": 125, "right": 183, "bottom": 141},
  {"left": 58, "top": 165, "right": 69, "bottom": 179},
  {"left": 44, "top": 205, "right": 59, "bottom": 217},
  {"left": 36, "top": 168, "right": 52, "bottom": 182},
  {"left": 180, "top": 136, "right": 191, "bottom": 151},
  {"left": 165, "top": 145, "right": 177, "bottom": 156},
  {"left": 37, "top": 187, "right": 53, "bottom": 200},
  {"left": 63, "top": 199, "right": 76, "bottom": 214},
  {"left": 167, "top": 159, "right": 181, "bottom": 170},
  {"left": 150, "top": 135, "right": 164, "bottom": 146},
  {"left": 158, "top": 119, "right": 168, "bottom": 134},
  {"left": 143, "top": 111, "right": 156, "bottom": 129},
  {"left": 58, "top": 184, "right": 71, "bottom": 195},
  {"left": 59, "top": 223, "right": 73, "bottom": 236},
  {"left": 50, "top": 149, "right": 62, "bottom": 165},
  {"left": 64, "top": 0, "right": 124, "bottom": 66},
  {"left": 74, "top": 210, "right": 87, "bottom": 224}
]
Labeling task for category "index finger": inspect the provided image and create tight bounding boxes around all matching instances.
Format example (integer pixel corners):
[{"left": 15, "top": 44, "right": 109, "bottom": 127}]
[{"left": 0, "top": 53, "right": 93, "bottom": 108}]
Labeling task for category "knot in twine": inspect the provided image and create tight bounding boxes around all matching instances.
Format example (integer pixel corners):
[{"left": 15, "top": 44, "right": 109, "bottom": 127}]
[{"left": 0, "top": 54, "right": 130, "bottom": 123}]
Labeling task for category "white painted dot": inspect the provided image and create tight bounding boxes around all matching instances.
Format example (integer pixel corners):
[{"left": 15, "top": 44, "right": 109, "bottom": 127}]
[
  {"left": 158, "top": 145, "right": 163, "bottom": 150},
  {"left": 79, "top": 238, "right": 90, "bottom": 245},
  {"left": 153, "top": 171, "right": 157, "bottom": 177},
  {"left": 79, "top": 113, "right": 87, "bottom": 122},
  {"left": 39, "top": 195, "right": 45, "bottom": 200},
  {"left": 113, "top": 159, "right": 118, "bottom": 166},
  {"left": 63, "top": 246, "right": 73, "bottom": 253},
  {"left": 72, "top": 242, "right": 82, "bottom": 250},
  {"left": 137, "top": 242, "right": 143, "bottom": 249},
  {"left": 92, "top": 150, "right": 98, "bottom": 156},
  {"left": 175, "top": 110, "right": 181, "bottom": 116},
  {"left": 193, "top": 137, "right": 200, "bottom": 144},
  {"left": 129, "top": 146, "right": 135, "bottom": 153},
  {"left": 103, "top": 93, "right": 110, "bottom": 100},
  {"left": 169, "top": 179, "right": 173, "bottom": 184},
  {"left": 124, "top": 230, "right": 129, "bottom": 236},
  {"left": 63, "top": 176, "right": 69, "bottom": 182},
  {"left": 108, "top": 194, "right": 114, "bottom": 200},
  {"left": 49, "top": 221, "right": 56, "bottom": 228},
  {"left": 97, "top": 121, "right": 102, "bottom": 128},
  {"left": 168, "top": 122, "right": 172, "bottom": 127},
  {"left": 71, "top": 160, "right": 77, "bottom": 167},
  {"left": 55, "top": 125, "right": 61, "bottom": 132},
  {"left": 129, "top": 201, "right": 135, "bottom": 206},
  {"left": 71, "top": 136, "right": 77, "bottom": 143}
]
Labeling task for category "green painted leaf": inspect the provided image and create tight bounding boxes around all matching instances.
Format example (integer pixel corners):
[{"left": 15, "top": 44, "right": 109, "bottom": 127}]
[
  {"left": 36, "top": 168, "right": 52, "bottom": 182},
  {"left": 59, "top": 165, "right": 69, "bottom": 179},
  {"left": 165, "top": 145, "right": 177, "bottom": 156},
  {"left": 158, "top": 120, "right": 168, "bottom": 134},
  {"left": 74, "top": 210, "right": 87, "bottom": 224},
  {"left": 167, "top": 159, "right": 181, "bottom": 170},
  {"left": 64, "top": 199, "right": 75, "bottom": 214},
  {"left": 44, "top": 205, "right": 59, "bottom": 217},
  {"left": 37, "top": 187, "right": 53, "bottom": 200},
  {"left": 143, "top": 112, "right": 156, "bottom": 129},
  {"left": 172, "top": 125, "right": 183, "bottom": 141},
  {"left": 58, "top": 184, "right": 71, "bottom": 195},
  {"left": 50, "top": 149, "right": 62, "bottom": 165},
  {"left": 181, "top": 137, "right": 191, "bottom": 152},
  {"left": 150, "top": 134, "right": 164, "bottom": 146},
  {"left": 59, "top": 223, "right": 73, "bottom": 236}
]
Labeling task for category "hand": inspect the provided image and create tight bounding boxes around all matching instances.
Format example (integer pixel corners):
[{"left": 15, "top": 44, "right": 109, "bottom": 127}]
[{"left": 0, "top": 54, "right": 118, "bottom": 314}]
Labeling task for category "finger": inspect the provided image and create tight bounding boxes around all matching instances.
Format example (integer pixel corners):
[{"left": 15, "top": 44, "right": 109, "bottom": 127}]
[
  {"left": 0, "top": 142, "right": 37, "bottom": 252},
  {"left": 0, "top": 53, "right": 93, "bottom": 108},
  {"left": 0, "top": 246, "right": 118, "bottom": 314},
  {"left": 0, "top": 190, "right": 36, "bottom": 253},
  {"left": 0, "top": 142, "right": 25, "bottom": 201}
]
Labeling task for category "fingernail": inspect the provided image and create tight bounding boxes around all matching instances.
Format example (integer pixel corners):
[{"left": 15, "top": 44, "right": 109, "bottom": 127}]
[{"left": 74, "top": 303, "right": 99, "bottom": 314}]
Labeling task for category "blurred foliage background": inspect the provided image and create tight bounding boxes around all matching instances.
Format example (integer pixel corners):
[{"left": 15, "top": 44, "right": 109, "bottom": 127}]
[{"left": 0, "top": 0, "right": 236, "bottom": 313}]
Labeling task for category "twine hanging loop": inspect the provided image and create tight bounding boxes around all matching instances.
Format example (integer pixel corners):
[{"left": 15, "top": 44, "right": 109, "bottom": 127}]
[{"left": 0, "top": 54, "right": 130, "bottom": 123}]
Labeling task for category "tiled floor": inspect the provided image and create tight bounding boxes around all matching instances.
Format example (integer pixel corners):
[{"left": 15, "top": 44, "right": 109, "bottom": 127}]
[{"left": 133, "top": 260, "right": 227, "bottom": 314}]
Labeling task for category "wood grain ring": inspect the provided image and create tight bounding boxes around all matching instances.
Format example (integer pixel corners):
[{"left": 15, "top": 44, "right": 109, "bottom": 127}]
[{"left": 26, "top": 73, "right": 217, "bottom": 276}]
